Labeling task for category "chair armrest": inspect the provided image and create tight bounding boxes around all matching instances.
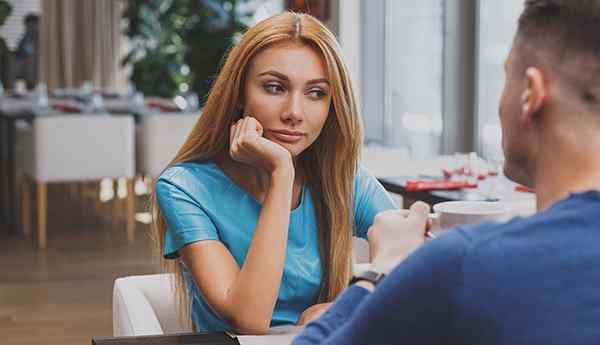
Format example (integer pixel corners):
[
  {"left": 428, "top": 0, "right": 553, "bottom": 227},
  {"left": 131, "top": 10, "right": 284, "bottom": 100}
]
[{"left": 112, "top": 278, "right": 164, "bottom": 336}]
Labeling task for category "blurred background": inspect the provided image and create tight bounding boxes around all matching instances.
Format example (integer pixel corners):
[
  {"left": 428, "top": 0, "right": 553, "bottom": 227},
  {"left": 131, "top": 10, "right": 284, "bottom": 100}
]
[
  {"left": 0, "top": 1, "right": 528, "bottom": 345},
  {"left": 0, "top": 0, "right": 524, "bottom": 158}
]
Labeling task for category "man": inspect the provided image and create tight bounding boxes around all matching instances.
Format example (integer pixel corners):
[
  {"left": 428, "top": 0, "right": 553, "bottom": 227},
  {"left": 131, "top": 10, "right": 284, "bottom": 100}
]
[
  {"left": 14, "top": 14, "right": 39, "bottom": 89},
  {"left": 293, "top": 0, "right": 600, "bottom": 344}
]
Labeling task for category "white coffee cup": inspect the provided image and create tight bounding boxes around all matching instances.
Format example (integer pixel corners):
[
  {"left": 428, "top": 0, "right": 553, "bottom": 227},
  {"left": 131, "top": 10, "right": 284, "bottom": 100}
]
[{"left": 432, "top": 201, "right": 508, "bottom": 230}]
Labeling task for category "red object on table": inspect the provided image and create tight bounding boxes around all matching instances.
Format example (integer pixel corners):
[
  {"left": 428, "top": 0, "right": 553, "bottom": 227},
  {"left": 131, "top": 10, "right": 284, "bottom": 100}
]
[
  {"left": 443, "top": 166, "right": 487, "bottom": 180},
  {"left": 51, "top": 103, "right": 81, "bottom": 113},
  {"left": 146, "top": 100, "right": 180, "bottom": 113},
  {"left": 515, "top": 185, "right": 535, "bottom": 193},
  {"left": 405, "top": 180, "right": 478, "bottom": 192}
]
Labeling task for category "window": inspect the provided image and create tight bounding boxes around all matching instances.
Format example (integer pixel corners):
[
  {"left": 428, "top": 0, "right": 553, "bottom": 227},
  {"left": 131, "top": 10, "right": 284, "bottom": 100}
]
[
  {"left": 475, "top": 0, "right": 524, "bottom": 160},
  {"left": 384, "top": 0, "right": 444, "bottom": 158},
  {"left": 361, "top": 1, "right": 472, "bottom": 159}
]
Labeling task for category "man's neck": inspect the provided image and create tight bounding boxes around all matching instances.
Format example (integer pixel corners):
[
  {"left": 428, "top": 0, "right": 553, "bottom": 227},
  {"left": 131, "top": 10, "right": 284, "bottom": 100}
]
[{"left": 534, "top": 141, "right": 600, "bottom": 211}]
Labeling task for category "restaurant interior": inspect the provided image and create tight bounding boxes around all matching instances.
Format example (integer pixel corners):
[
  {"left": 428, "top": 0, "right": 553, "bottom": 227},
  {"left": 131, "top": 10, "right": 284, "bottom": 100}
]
[{"left": 0, "top": 1, "right": 539, "bottom": 344}]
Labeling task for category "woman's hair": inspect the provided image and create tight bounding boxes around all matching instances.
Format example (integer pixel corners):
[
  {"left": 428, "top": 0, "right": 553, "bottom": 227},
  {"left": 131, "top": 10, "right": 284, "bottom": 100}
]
[{"left": 149, "top": 11, "right": 363, "bottom": 325}]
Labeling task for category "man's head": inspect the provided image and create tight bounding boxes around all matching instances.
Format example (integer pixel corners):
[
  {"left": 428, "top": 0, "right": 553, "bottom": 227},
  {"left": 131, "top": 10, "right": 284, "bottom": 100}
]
[
  {"left": 500, "top": 0, "right": 600, "bottom": 187},
  {"left": 24, "top": 14, "right": 39, "bottom": 31}
]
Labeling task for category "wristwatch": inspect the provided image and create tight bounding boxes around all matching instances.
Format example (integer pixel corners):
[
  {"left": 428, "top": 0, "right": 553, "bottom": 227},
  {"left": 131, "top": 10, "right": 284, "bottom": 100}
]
[{"left": 349, "top": 270, "right": 386, "bottom": 286}]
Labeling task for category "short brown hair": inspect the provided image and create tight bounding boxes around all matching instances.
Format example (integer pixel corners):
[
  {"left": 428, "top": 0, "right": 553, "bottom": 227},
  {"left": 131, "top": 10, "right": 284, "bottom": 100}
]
[{"left": 516, "top": 0, "right": 600, "bottom": 106}]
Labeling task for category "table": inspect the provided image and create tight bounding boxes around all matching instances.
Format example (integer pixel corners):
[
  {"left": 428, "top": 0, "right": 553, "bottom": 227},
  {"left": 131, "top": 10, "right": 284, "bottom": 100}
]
[
  {"left": 92, "top": 332, "right": 239, "bottom": 345},
  {"left": 0, "top": 95, "right": 174, "bottom": 233},
  {"left": 378, "top": 174, "right": 536, "bottom": 217},
  {"left": 0, "top": 108, "right": 35, "bottom": 233},
  {"left": 378, "top": 175, "right": 501, "bottom": 207}
]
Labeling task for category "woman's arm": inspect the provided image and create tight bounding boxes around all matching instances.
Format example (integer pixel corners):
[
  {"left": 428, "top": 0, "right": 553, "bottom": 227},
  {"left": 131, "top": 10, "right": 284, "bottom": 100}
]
[{"left": 181, "top": 117, "right": 295, "bottom": 334}]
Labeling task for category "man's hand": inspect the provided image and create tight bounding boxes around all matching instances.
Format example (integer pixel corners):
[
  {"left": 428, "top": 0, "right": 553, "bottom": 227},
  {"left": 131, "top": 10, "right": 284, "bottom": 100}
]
[{"left": 368, "top": 202, "right": 430, "bottom": 275}]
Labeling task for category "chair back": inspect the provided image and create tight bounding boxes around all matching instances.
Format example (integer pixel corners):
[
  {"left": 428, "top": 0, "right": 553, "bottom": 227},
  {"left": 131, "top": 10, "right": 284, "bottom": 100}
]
[
  {"left": 113, "top": 273, "right": 191, "bottom": 336},
  {"left": 137, "top": 112, "right": 200, "bottom": 176},
  {"left": 24, "top": 114, "right": 135, "bottom": 182}
]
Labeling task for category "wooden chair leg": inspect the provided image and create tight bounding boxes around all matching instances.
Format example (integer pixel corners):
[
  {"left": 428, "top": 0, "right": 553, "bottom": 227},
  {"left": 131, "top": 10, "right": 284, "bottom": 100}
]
[
  {"left": 37, "top": 182, "right": 47, "bottom": 249},
  {"left": 21, "top": 176, "right": 31, "bottom": 236},
  {"left": 126, "top": 178, "right": 135, "bottom": 242},
  {"left": 112, "top": 178, "right": 121, "bottom": 226},
  {"left": 146, "top": 176, "right": 155, "bottom": 195}
]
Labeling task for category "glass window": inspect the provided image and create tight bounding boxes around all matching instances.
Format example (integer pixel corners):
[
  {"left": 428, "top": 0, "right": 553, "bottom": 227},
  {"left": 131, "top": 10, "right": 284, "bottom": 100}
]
[
  {"left": 384, "top": 0, "right": 444, "bottom": 158},
  {"left": 476, "top": 0, "right": 524, "bottom": 160}
]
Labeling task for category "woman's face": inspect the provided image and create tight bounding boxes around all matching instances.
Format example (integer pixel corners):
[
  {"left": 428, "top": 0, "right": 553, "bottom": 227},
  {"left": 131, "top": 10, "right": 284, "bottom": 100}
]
[{"left": 242, "top": 42, "right": 332, "bottom": 157}]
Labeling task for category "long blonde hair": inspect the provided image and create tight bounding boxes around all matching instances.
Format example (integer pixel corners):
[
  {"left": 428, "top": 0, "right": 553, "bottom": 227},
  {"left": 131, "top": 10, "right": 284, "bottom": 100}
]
[{"left": 150, "top": 12, "right": 363, "bottom": 324}]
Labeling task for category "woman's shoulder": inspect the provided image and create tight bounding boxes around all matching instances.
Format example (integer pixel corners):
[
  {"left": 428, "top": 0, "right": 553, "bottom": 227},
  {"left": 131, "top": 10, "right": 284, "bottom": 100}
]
[
  {"left": 157, "top": 161, "right": 226, "bottom": 192},
  {"left": 354, "top": 165, "right": 378, "bottom": 188}
]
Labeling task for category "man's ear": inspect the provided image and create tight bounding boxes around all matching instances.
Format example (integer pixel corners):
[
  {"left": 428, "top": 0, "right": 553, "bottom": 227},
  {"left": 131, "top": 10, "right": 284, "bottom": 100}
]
[{"left": 521, "top": 67, "right": 546, "bottom": 124}]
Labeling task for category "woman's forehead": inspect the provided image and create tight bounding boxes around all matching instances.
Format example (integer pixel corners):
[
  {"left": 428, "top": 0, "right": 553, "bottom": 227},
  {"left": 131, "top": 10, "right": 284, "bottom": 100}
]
[{"left": 248, "top": 42, "right": 328, "bottom": 81}]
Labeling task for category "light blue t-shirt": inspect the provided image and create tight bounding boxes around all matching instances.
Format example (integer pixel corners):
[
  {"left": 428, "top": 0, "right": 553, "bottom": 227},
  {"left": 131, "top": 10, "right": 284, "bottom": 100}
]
[{"left": 156, "top": 161, "right": 396, "bottom": 332}]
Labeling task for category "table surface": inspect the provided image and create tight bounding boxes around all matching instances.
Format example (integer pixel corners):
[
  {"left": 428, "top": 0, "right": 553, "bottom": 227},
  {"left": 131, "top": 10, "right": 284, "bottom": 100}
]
[
  {"left": 378, "top": 175, "right": 536, "bottom": 217},
  {"left": 92, "top": 332, "right": 239, "bottom": 345}
]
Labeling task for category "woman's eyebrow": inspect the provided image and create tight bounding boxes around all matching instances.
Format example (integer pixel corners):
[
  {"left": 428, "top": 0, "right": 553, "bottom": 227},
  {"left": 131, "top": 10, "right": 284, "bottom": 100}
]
[
  {"left": 306, "top": 78, "right": 329, "bottom": 86},
  {"left": 257, "top": 70, "right": 329, "bottom": 85},
  {"left": 257, "top": 70, "right": 289, "bottom": 81}
]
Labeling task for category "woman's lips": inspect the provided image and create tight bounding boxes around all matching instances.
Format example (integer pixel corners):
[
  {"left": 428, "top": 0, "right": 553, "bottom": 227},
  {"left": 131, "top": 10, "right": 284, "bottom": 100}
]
[{"left": 268, "top": 129, "right": 306, "bottom": 143}]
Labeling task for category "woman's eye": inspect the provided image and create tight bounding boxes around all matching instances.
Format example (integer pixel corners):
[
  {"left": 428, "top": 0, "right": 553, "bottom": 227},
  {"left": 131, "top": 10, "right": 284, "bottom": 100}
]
[
  {"left": 264, "top": 84, "right": 284, "bottom": 94},
  {"left": 308, "top": 89, "right": 326, "bottom": 99}
]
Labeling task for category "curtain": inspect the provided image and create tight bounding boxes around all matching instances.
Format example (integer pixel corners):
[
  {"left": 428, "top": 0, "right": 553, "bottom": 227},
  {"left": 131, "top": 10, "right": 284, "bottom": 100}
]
[{"left": 40, "top": 0, "right": 124, "bottom": 91}]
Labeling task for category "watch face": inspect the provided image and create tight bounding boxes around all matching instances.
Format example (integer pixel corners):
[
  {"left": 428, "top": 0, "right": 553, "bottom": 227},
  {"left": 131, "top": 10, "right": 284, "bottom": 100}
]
[{"left": 351, "top": 270, "right": 386, "bottom": 286}]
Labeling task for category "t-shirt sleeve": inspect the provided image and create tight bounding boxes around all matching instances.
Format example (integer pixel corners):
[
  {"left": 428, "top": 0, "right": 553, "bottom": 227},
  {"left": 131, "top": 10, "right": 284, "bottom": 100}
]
[
  {"left": 353, "top": 168, "right": 399, "bottom": 238},
  {"left": 156, "top": 176, "right": 219, "bottom": 259},
  {"left": 292, "top": 231, "right": 469, "bottom": 345}
]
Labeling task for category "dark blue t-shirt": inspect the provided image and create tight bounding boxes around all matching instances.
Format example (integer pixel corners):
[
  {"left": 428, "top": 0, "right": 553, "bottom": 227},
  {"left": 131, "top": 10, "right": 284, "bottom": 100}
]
[{"left": 293, "top": 191, "right": 600, "bottom": 345}]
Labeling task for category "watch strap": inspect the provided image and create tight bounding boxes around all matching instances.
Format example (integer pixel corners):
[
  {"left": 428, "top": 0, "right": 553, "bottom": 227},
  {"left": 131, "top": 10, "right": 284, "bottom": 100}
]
[{"left": 349, "top": 270, "right": 386, "bottom": 286}]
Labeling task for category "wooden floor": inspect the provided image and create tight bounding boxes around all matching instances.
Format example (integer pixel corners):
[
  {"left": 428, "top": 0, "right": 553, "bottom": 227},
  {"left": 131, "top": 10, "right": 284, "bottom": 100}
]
[{"left": 0, "top": 183, "right": 159, "bottom": 345}]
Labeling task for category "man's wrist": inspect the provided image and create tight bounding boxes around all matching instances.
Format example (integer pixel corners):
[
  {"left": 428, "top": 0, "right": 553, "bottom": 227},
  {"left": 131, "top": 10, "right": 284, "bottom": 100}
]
[{"left": 355, "top": 280, "right": 376, "bottom": 292}]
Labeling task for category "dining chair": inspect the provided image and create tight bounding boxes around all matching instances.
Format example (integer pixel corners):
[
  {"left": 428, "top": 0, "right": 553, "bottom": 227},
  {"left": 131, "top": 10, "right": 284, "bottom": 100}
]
[
  {"left": 20, "top": 114, "right": 136, "bottom": 249},
  {"left": 136, "top": 112, "right": 200, "bottom": 184},
  {"left": 113, "top": 273, "right": 191, "bottom": 337}
]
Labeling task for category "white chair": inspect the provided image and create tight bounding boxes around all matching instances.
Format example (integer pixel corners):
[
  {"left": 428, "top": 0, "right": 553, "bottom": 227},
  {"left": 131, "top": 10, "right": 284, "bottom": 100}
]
[
  {"left": 136, "top": 113, "right": 200, "bottom": 178},
  {"left": 20, "top": 114, "right": 136, "bottom": 248},
  {"left": 114, "top": 261, "right": 373, "bottom": 337},
  {"left": 113, "top": 274, "right": 191, "bottom": 337}
]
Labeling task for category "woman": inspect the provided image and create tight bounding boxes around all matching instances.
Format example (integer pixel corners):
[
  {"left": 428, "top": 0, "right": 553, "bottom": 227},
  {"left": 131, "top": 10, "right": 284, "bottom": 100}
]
[{"left": 151, "top": 12, "right": 396, "bottom": 334}]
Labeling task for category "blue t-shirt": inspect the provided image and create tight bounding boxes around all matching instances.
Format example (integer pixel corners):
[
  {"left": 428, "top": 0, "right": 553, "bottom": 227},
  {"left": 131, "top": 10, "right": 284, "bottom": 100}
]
[
  {"left": 156, "top": 161, "right": 396, "bottom": 332},
  {"left": 292, "top": 191, "right": 600, "bottom": 345}
]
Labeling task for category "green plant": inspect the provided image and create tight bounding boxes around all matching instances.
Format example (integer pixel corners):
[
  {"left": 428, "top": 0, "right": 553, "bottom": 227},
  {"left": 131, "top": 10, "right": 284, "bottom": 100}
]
[
  {"left": 0, "top": 0, "right": 11, "bottom": 26},
  {"left": 122, "top": 0, "right": 250, "bottom": 101},
  {"left": 0, "top": 0, "right": 12, "bottom": 87}
]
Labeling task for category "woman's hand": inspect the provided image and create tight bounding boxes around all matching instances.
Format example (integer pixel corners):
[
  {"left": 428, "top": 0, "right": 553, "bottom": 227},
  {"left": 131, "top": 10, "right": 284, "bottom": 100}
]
[
  {"left": 297, "top": 303, "right": 332, "bottom": 326},
  {"left": 368, "top": 202, "right": 430, "bottom": 275},
  {"left": 230, "top": 116, "right": 293, "bottom": 174}
]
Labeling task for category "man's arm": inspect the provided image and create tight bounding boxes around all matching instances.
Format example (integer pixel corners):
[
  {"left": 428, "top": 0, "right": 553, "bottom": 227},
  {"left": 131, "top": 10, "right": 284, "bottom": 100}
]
[{"left": 292, "top": 229, "right": 467, "bottom": 345}]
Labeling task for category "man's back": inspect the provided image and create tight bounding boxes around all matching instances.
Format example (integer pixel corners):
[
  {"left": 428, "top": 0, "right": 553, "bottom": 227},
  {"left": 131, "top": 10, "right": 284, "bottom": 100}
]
[{"left": 448, "top": 191, "right": 600, "bottom": 344}]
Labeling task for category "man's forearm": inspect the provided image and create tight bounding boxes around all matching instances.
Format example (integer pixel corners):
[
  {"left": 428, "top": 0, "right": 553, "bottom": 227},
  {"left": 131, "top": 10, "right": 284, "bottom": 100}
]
[{"left": 292, "top": 285, "right": 371, "bottom": 345}]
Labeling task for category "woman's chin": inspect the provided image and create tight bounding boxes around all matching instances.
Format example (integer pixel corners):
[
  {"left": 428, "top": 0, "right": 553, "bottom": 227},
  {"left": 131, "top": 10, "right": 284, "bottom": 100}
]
[{"left": 269, "top": 138, "right": 306, "bottom": 157}]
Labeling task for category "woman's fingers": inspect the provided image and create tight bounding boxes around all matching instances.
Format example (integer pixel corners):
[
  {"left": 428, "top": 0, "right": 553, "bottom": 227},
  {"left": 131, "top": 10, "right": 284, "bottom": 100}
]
[
  {"left": 240, "top": 116, "right": 251, "bottom": 138},
  {"left": 233, "top": 118, "right": 244, "bottom": 142},
  {"left": 230, "top": 119, "right": 243, "bottom": 155}
]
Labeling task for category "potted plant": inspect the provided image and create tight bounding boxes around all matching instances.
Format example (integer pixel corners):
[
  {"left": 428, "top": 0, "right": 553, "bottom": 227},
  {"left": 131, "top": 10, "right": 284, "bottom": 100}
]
[{"left": 122, "top": 0, "right": 250, "bottom": 102}]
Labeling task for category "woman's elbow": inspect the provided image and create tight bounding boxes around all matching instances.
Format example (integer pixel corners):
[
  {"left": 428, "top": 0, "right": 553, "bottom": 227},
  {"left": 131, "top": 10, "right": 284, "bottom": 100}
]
[{"left": 229, "top": 316, "right": 271, "bottom": 335}]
